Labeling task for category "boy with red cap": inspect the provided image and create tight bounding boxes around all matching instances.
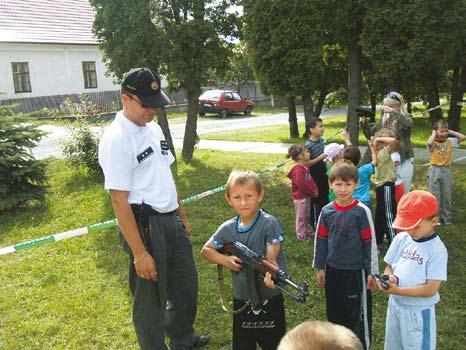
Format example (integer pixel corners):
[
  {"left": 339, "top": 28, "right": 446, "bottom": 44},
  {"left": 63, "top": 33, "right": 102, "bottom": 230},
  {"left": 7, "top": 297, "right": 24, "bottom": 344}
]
[{"left": 374, "top": 190, "right": 448, "bottom": 350}]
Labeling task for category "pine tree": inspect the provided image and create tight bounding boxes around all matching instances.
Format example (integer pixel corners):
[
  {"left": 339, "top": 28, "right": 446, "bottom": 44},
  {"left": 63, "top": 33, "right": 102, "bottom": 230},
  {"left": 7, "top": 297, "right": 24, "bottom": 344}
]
[{"left": 0, "top": 104, "right": 47, "bottom": 210}]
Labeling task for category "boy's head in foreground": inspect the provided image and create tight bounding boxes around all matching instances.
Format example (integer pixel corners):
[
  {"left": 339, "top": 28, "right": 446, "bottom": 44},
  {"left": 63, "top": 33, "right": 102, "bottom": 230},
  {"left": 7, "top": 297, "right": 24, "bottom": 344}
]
[
  {"left": 309, "top": 117, "right": 324, "bottom": 139},
  {"left": 277, "top": 320, "right": 363, "bottom": 350},
  {"left": 392, "top": 190, "right": 439, "bottom": 240},
  {"left": 433, "top": 119, "right": 449, "bottom": 142},
  {"left": 225, "top": 169, "right": 264, "bottom": 221},
  {"left": 328, "top": 160, "right": 358, "bottom": 205}
]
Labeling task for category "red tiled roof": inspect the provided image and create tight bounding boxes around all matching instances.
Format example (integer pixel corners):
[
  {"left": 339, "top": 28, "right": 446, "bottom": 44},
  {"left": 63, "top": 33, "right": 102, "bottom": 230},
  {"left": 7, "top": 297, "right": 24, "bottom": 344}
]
[{"left": 0, "top": 0, "right": 97, "bottom": 44}]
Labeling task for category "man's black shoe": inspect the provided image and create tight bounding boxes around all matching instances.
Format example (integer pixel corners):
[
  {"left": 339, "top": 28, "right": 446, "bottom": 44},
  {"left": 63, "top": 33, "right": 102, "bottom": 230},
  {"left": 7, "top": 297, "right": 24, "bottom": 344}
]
[
  {"left": 192, "top": 335, "right": 210, "bottom": 348},
  {"left": 170, "top": 335, "right": 210, "bottom": 350}
]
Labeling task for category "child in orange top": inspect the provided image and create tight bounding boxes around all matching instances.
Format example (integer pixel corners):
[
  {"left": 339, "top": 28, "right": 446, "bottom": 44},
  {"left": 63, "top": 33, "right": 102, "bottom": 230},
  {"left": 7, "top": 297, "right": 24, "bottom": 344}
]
[
  {"left": 287, "top": 145, "right": 319, "bottom": 240},
  {"left": 427, "top": 119, "right": 465, "bottom": 225}
]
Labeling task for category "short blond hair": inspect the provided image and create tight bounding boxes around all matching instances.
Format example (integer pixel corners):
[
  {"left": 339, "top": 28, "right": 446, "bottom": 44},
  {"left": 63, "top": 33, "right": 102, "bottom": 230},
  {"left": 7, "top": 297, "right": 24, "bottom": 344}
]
[
  {"left": 277, "top": 320, "right": 363, "bottom": 350},
  {"left": 226, "top": 169, "right": 262, "bottom": 196}
]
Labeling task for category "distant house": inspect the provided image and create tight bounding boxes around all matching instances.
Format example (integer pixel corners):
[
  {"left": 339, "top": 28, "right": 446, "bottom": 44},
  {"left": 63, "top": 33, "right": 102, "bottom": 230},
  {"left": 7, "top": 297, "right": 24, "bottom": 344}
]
[{"left": 0, "top": 0, "right": 120, "bottom": 113}]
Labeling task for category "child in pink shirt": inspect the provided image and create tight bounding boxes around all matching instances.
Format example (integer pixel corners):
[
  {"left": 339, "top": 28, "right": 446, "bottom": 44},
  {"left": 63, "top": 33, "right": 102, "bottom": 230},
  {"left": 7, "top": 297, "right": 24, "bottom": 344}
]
[{"left": 287, "top": 145, "right": 319, "bottom": 240}]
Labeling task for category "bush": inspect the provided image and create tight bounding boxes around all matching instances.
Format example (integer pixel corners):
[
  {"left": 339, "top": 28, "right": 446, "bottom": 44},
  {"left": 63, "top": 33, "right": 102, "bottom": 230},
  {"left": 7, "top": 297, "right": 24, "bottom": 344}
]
[
  {"left": 62, "top": 117, "right": 101, "bottom": 174},
  {"left": 0, "top": 105, "right": 47, "bottom": 210}
]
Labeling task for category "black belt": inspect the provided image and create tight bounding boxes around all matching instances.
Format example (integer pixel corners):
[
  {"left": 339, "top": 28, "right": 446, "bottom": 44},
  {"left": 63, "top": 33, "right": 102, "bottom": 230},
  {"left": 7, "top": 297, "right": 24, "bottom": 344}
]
[{"left": 131, "top": 203, "right": 177, "bottom": 218}]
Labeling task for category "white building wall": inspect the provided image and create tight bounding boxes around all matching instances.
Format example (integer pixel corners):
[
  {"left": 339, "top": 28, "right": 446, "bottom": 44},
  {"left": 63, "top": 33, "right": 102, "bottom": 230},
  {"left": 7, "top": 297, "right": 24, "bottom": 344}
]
[{"left": 0, "top": 42, "right": 119, "bottom": 99}]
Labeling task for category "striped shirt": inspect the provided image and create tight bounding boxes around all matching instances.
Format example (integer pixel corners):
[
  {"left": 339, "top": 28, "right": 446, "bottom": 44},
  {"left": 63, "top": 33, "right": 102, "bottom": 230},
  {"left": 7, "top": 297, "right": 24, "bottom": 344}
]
[
  {"left": 312, "top": 200, "right": 379, "bottom": 274},
  {"left": 305, "top": 137, "right": 326, "bottom": 176}
]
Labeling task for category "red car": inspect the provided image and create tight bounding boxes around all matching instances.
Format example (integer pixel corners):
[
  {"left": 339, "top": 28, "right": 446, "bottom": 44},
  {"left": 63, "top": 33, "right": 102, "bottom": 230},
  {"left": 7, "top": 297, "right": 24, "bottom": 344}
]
[{"left": 198, "top": 89, "right": 255, "bottom": 118}]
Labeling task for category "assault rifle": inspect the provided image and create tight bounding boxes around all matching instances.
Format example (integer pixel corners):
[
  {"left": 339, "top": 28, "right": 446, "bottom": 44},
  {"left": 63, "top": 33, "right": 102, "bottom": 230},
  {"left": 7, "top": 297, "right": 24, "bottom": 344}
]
[
  {"left": 356, "top": 106, "right": 375, "bottom": 119},
  {"left": 222, "top": 241, "right": 309, "bottom": 303}
]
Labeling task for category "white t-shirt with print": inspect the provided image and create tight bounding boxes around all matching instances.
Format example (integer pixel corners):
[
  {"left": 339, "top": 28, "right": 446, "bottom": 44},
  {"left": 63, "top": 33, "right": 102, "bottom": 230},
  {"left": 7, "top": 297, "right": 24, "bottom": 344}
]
[{"left": 384, "top": 231, "right": 448, "bottom": 307}]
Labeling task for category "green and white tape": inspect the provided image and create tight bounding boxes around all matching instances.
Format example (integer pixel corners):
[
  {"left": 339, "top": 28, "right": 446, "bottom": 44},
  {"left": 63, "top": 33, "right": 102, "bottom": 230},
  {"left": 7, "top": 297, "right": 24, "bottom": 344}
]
[
  {"left": 0, "top": 161, "right": 288, "bottom": 256},
  {"left": 0, "top": 220, "right": 118, "bottom": 255}
]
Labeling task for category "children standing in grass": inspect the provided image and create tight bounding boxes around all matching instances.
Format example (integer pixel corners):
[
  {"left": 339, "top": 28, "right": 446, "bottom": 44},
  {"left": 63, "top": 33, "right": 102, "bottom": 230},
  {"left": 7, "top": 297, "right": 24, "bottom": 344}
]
[
  {"left": 201, "top": 170, "right": 287, "bottom": 350},
  {"left": 287, "top": 145, "right": 319, "bottom": 241},
  {"left": 313, "top": 160, "right": 378, "bottom": 350},
  {"left": 427, "top": 120, "right": 465, "bottom": 225},
  {"left": 305, "top": 117, "right": 328, "bottom": 228},
  {"left": 372, "top": 128, "right": 399, "bottom": 249},
  {"left": 375, "top": 191, "right": 448, "bottom": 350}
]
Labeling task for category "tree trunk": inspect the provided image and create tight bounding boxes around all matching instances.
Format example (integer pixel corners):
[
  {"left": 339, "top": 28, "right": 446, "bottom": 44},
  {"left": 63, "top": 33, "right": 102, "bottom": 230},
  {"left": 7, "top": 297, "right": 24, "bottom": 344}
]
[
  {"left": 347, "top": 45, "right": 362, "bottom": 145},
  {"left": 447, "top": 64, "right": 464, "bottom": 131},
  {"left": 288, "top": 96, "right": 299, "bottom": 138},
  {"left": 313, "top": 86, "right": 327, "bottom": 118},
  {"left": 425, "top": 76, "right": 442, "bottom": 123},
  {"left": 302, "top": 93, "right": 314, "bottom": 138},
  {"left": 182, "top": 84, "right": 201, "bottom": 162},
  {"left": 370, "top": 91, "right": 377, "bottom": 123},
  {"left": 156, "top": 107, "right": 176, "bottom": 161}
]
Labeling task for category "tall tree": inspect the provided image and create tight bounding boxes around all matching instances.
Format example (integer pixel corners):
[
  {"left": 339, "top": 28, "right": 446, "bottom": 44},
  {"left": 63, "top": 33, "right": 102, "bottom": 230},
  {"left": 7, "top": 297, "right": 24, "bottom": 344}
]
[
  {"left": 244, "top": 0, "right": 328, "bottom": 138},
  {"left": 361, "top": 0, "right": 462, "bottom": 123},
  {"left": 322, "top": 0, "right": 367, "bottom": 145},
  {"left": 91, "top": 0, "right": 238, "bottom": 161},
  {"left": 447, "top": 0, "right": 466, "bottom": 131},
  {"left": 91, "top": 0, "right": 177, "bottom": 155}
]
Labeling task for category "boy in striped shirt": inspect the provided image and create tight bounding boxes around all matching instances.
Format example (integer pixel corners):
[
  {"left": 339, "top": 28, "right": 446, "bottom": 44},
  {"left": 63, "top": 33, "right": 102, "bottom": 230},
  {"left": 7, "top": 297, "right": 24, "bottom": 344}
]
[{"left": 313, "top": 160, "right": 378, "bottom": 350}]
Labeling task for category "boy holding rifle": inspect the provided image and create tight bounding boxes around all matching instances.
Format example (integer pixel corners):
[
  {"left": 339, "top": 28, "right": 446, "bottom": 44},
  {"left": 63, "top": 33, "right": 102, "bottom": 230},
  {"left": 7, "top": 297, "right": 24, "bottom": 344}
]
[{"left": 201, "top": 169, "right": 287, "bottom": 350}]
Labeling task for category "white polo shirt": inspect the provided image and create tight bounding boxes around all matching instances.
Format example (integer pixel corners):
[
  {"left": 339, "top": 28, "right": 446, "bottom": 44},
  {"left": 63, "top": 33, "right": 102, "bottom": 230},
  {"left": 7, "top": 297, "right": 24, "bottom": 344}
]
[{"left": 98, "top": 111, "right": 178, "bottom": 213}]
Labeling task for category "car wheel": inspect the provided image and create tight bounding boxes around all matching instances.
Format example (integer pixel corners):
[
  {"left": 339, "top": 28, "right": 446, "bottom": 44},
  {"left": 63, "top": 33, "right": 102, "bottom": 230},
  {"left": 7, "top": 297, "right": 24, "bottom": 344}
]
[
  {"left": 220, "top": 109, "right": 228, "bottom": 118},
  {"left": 244, "top": 106, "right": 252, "bottom": 116},
  {"left": 199, "top": 112, "right": 205, "bottom": 117}
]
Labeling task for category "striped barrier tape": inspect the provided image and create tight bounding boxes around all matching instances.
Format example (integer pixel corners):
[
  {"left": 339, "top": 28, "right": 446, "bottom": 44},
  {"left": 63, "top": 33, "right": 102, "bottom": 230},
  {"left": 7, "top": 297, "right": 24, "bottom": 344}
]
[{"left": 0, "top": 161, "right": 288, "bottom": 256}]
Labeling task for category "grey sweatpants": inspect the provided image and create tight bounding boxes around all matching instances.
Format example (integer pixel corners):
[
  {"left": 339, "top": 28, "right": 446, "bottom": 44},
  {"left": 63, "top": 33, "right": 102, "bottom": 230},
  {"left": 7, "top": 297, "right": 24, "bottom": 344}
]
[
  {"left": 428, "top": 166, "right": 452, "bottom": 223},
  {"left": 123, "top": 213, "right": 198, "bottom": 350},
  {"left": 385, "top": 300, "right": 436, "bottom": 350}
]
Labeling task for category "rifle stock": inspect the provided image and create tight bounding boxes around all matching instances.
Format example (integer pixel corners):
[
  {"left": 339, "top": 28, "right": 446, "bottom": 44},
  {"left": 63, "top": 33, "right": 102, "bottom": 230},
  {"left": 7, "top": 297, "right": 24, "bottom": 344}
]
[{"left": 221, "top": 241, "right": 308, "bottom": 303}]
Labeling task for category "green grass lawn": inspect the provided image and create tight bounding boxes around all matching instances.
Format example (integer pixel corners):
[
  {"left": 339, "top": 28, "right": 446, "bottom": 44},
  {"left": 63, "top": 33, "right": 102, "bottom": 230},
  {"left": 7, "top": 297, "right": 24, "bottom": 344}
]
[
  {"left": 201, "top": 112, "right": 466, "bottom": 149},
  {"left": 0, "top": 152, "right": 465, "bottom": 349}
]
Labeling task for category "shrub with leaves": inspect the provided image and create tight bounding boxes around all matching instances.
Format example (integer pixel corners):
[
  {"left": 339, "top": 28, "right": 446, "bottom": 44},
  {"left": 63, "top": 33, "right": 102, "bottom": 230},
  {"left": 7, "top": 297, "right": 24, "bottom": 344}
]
[
  {"left": 0, "top": 104, "right": 47, "bottom": 210},
  {"left": 62, "top": 117, "right": 101, "bottom": 175}
]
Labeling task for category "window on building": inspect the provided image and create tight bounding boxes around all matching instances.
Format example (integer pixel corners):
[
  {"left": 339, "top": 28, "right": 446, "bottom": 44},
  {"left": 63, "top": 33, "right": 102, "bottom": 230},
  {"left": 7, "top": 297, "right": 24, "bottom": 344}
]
[
  {"left": 11, "top": 62, "right": 32, "bottom": 93},
  {"left": 82, "top": 61, "right": 98, "bottom": 89}
]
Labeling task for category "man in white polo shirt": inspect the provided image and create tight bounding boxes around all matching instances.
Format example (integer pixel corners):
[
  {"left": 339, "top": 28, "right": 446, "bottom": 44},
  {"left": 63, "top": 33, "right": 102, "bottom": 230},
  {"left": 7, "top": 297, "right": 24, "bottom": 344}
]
[{"left": 98, "top": 68, "right": 209, "bottom": 350}]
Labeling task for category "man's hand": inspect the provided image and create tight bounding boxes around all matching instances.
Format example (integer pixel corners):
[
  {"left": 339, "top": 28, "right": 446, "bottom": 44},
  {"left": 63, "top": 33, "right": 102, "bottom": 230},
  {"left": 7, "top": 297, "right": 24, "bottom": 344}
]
[
  {"left": 183, "top": 219, "right": 192, "bottom": 236},
  {"left": 134, "top": 252, "right": 158, "bottom": 281},
  {"left": 264, "top": 272, "right": 276, "bottom": 289},
  {"left": 316, "top": 269, "right": 325, "bottom": 288},
  {"left": 224, "top": 255, "right": 243, "bottom": 272}
]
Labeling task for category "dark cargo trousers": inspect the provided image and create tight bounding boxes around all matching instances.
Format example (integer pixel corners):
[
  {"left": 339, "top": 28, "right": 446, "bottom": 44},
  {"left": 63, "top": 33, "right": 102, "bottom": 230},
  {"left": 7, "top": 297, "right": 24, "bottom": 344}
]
[{"left": 123, "top": 212, "right": 198, "bottom": 350}]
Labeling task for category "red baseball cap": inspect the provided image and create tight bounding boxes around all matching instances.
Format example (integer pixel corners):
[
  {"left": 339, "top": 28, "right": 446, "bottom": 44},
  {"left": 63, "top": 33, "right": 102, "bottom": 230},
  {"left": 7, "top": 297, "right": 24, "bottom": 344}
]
[{"left": 392, "top": 190, "right": 438, "bottom": 230}]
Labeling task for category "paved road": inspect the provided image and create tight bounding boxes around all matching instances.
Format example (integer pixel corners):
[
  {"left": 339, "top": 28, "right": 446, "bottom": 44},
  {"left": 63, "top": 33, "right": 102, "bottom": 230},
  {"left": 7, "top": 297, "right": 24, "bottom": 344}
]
[
  {"left": 32, "top": 108, "right": 345, "bottom": 159},
  {"left": 31, "top": 108, "right": 466, "bottom": 163}
]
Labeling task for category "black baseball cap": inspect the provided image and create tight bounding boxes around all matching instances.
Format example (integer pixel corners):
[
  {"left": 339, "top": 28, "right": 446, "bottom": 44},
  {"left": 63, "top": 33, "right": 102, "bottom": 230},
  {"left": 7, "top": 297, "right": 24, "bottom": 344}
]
[{"left": 121, "top": 67, "right": 170, "bottom": 108}]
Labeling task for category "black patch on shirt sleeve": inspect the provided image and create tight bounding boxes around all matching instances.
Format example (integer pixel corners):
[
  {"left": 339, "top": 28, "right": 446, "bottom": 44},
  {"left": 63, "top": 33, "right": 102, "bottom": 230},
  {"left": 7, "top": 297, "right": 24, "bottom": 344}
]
[
  {"left": 160, "top": 140, "right": 169, "bottom": 155},
  {"left": 137, "top": 147, "right": 154, "bottom": 163}
]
